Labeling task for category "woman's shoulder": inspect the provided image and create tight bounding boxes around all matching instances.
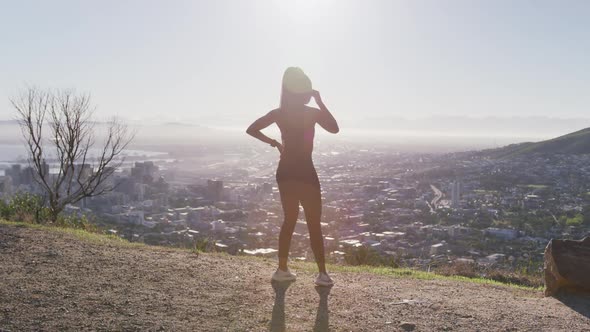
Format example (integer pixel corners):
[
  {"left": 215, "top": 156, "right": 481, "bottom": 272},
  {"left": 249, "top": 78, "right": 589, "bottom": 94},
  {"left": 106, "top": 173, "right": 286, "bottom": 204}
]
[{"left": 265, "top": 108, "right": 282, "bottom": 118}]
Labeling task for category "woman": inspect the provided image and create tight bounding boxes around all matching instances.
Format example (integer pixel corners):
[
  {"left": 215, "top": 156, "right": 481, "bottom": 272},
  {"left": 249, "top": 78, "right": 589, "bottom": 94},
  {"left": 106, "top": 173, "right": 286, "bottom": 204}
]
[{"left": 246, "top": 67, "right": 339, "bottom": 286}]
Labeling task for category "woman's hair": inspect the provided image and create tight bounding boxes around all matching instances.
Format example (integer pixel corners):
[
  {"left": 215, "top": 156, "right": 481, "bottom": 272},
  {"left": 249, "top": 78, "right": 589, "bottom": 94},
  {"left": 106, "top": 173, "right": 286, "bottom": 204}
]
[{"left": 280, "top": 67, "right": 312, "bottom": 108}]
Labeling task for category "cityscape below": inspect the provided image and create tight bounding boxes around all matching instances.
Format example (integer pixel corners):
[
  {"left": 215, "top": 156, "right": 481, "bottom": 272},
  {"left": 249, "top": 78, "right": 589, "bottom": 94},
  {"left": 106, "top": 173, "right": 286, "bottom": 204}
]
[{"left": 2, "top": 130, "right": 588, "bottom": 277}]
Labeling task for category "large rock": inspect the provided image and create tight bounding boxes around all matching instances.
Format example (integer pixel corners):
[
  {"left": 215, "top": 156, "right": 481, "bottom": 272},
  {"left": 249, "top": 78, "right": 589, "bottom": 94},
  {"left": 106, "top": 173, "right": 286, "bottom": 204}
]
[{"left": 544, "top": 237, "right": 590, "bottom": 296}]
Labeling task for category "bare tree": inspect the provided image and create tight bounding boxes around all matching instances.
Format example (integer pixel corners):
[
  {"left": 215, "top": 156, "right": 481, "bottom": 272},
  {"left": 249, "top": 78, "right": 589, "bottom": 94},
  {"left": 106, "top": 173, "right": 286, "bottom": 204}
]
[{"left": 11, "top": 87, "right": 134, "bottom": 222}]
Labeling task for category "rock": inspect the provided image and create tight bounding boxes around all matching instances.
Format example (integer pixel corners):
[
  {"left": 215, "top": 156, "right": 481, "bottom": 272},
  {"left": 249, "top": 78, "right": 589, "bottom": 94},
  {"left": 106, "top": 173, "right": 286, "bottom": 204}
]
[
  {"left": 544, "top": 237, "right": 590, "bottom": 296},
  {"left": 400, "top": 322, "right": 416, "bottom": 331},
  {"left": 45, "top": 249, "right": 61, "bottom": 258}
]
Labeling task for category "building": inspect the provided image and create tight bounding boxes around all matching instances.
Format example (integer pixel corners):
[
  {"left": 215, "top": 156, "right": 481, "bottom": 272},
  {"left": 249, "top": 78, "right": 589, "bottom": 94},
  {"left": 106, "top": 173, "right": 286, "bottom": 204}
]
[
  {"left": 451, "top": 180, "right": 461, "bottom": 208},
  {"left": 207, "top": 179, "right": 223, "bottom": 201},
  {"left": 131, "top": 161, "right": 158, "bottom": 183},
  {"left": 135, "top": 183, "right": 147, "bottom": 201},
  {"left": 5, "top": 164, "right": 35, "bottom": 186},
  {"left": 430, "top": 242, "right": 448, "bottom": 256},
  {"left": 5, "top": 165, "right": 22, "bottom": 185},
  {"left": 484, "top": 227, "right": 519, "bottom": 240},
  {"left": 0, "top": 176, "right": 13, "bottom": 197}
]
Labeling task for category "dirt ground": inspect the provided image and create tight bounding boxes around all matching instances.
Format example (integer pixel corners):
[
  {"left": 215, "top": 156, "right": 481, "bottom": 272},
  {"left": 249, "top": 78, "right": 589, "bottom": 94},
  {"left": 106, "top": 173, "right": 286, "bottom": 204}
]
[{"left": 1, "top": 223, "right": 589, "bottom": 331}]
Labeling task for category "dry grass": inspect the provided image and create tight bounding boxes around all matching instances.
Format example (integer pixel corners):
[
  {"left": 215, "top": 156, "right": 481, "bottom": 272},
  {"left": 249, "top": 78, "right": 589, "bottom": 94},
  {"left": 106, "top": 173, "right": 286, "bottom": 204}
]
[
  {"left": 434, "top": 261, "right": 543, "bottom": 288},
  {"left": 1, "top": 219, "right": 544, "bottom": 291}
]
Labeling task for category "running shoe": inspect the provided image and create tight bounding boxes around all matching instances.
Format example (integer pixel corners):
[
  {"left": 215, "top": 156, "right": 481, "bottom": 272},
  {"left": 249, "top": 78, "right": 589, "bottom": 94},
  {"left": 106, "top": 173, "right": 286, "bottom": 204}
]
[
  {"left": 315, "top": 272, "right": 334, "bottom": 287},
  {"left": 271, "top": 268, "right": 297, "bottom": 282}
]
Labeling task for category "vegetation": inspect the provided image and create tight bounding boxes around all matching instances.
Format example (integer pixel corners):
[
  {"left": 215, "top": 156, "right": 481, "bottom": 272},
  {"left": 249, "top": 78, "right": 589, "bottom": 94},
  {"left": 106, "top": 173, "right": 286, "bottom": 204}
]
[
  {"left": 1, "top": 218, "right": 544, "bottom": 291},
  {"left": 0, "top": 192, "right": 48, "bottom": 223},
  {"left": 0, "top": 192, "right": 98, "bottom": 232},
  {"left": 340, "top": 243, "right": 542, "bottom": 288},
  {"left": 490, "top": 127, "right": 590, "bottom": 158},
  {"left": 343, "top": 245, "right": 399, "bottom": 267},
  {"left": 0, "top": 219, "right": 146, "bottom": 249},
  {"left": 0, "top": 193, "right": 546, "bottom": 289},
  {"left": 290, "top": 259, "right": 542, "bottom": 291},
  {"left": 11, "top": 87, "right": 133, "bottom": 222},
  {"left": 434, "top": 260, "right": 543, "bottom": 288},
  {"left": 563, "top": 213, "right": 584, "bottom": 226},
  {"left": 192, "top": 238, "right": 214, "bottom": 254}
]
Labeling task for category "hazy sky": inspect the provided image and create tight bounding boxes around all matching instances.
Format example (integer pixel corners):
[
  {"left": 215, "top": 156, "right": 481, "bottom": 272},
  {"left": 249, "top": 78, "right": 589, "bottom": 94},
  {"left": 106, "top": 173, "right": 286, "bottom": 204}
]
[{"left": 1, "top": 0, "right": 590, "bottom": 128}]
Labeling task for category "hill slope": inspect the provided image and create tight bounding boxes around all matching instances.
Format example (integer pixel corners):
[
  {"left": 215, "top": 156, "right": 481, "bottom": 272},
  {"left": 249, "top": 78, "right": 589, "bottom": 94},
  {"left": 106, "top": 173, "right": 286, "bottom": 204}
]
[
  {"left": 1, "top": 223, "right": 589, "bottom": 331},
  {"left": 490, "top": 127, "right": 590, "bottom": 158}
]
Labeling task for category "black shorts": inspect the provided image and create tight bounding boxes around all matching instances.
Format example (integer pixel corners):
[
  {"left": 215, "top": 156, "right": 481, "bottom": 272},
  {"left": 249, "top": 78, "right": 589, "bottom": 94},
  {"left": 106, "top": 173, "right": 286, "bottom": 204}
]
[{"left": 276, "top": 158, "right": 320, "bottom": 188}]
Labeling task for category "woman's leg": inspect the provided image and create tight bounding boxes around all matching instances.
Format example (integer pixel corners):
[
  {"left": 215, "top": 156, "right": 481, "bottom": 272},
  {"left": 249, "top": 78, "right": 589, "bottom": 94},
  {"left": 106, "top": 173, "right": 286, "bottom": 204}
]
[
  {"left": 278, "top": 181, "right": 300, "bottom": 271},
  {"left": 301, "top": 183, "right": 326, "bottom": 273}
]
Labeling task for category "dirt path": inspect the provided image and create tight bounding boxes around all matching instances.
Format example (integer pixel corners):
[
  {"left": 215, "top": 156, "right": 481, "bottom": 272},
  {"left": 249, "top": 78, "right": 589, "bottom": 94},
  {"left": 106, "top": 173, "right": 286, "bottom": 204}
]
[{"left": 1, "top": 223, "right": 589, "bottom": 331}]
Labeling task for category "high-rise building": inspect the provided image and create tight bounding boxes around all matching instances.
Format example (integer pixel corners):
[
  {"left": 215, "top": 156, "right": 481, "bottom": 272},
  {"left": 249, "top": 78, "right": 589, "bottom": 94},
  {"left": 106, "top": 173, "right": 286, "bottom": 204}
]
[
  {"left": 6, "top": 165, "right": 22, "bottom": 185},
  {"left": 451, "top": 180, "right": 461, "bottom": 208},
  {"left": 41, "top": 160, "right": 50, "bottom": 178},
  {"left": 78, "top": 164, "right": 93, "bottom": 182},
  {"left": 131, "top": 161, "right": 158, "bottom": 183},
  {"left": 0, "top": 176, "right": 13, "bottom": 196},
  {"left": 5, "top": 164, "right": 36, "bottom": 186},
  {"left": 135, "top": 183, "right": 147, "bottom": 201}
]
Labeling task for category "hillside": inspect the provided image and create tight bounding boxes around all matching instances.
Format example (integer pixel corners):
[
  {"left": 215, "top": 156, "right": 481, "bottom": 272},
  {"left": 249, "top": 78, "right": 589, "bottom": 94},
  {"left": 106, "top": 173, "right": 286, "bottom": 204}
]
[
  {"left": 1, "top": 222, "right": 589, "bottom": 331},
  {"left": 489, "top": 127, "right": 590, "bottom": 158}
]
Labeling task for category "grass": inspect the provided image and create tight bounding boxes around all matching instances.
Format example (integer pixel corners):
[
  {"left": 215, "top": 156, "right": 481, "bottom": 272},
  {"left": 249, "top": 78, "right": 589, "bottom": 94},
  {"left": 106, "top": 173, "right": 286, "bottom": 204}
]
[
  {"left": 1, "top": 219, "right": 543, "bottom": 292},
  {"left": 0, "top": 219, "right": 149, "bottom": 250},
  {"left": 290, "top": 260, "right": 543, "bottom": 291}
]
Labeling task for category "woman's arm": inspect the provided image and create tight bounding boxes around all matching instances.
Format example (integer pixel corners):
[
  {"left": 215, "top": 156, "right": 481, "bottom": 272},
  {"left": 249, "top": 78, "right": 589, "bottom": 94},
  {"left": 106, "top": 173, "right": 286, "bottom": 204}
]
[
  {"left": 246, "top": 110, "right": 283, "bottom": 153},
  {"left": 313, "top": 90, "right": 339, "bottom": 134}
]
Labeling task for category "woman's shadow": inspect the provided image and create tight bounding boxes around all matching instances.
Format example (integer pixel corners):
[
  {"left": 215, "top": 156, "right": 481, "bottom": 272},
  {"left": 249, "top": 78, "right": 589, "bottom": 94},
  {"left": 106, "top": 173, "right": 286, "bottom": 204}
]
[{"left": 270, "top": 280, "right": 332, "bottom": 332}]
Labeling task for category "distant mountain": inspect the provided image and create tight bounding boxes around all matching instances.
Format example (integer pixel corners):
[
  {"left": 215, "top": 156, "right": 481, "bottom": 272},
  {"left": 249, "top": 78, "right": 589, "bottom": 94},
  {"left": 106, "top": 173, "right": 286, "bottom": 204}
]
[
  {"left": 488, "top": 127, "right": 590, "bottom": 158},
  {"left": 347, "top": 115, "right": 589, "bottom": 139}
]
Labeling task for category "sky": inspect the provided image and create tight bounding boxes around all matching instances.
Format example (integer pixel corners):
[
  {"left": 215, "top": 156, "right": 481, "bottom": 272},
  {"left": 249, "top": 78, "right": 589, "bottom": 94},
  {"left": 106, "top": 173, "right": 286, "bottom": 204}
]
[{"left": 1, "top": 0, "right": 590, "bottom": 135}]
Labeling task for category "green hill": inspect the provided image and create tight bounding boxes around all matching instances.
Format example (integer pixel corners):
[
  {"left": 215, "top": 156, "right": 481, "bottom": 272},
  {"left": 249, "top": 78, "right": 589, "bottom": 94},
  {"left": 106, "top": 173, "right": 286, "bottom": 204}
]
[{"left": 489, "top": 127, "right": 590, "bottom": 158}]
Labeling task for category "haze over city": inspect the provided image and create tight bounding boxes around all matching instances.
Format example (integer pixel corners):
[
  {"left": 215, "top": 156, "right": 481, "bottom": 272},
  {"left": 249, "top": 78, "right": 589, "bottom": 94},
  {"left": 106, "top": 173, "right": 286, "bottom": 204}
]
[{"left": 2, "top": 0, "right": 590, "bottom": 142}]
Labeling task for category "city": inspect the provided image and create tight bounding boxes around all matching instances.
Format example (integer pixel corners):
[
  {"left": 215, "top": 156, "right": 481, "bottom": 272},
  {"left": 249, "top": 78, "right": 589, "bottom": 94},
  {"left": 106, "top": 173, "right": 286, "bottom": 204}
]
[{"left": 2, "top": 139, "right": 588, "bottom": 279}]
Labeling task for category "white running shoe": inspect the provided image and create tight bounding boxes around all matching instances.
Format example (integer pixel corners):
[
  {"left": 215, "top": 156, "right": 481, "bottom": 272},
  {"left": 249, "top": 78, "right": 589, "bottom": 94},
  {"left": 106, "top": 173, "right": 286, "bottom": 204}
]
[
  {"left": 272, "top": 268, "right": 297, "bottom": 282},
  {"left": 315, "top": 272, "right": 334, "bottom": 287}
]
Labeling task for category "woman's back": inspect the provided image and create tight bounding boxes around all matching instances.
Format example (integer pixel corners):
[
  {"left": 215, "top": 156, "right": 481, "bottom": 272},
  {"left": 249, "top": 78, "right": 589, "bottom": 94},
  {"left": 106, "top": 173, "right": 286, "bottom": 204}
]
[
  {"left": 274, "top": 105, "right": 317, "bottom": 161},
  {"left": 245, "top": 67, "right": 339, "bottom": 287}
]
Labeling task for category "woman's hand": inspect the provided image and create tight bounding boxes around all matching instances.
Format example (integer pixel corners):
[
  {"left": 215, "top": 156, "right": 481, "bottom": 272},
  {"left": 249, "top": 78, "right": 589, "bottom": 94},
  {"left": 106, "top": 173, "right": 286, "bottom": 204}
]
[
  {"left": 275, "top": 143, "right": 284, "bottom": 155},
  {"left": 312, "top": 90, "right": 322, "bottom": 104},
  {"left": 313, "top": 90, "right": 339, "bottom": 133},
  {"left": 270, "top": 139, "right": 284, "bottom": 154}
]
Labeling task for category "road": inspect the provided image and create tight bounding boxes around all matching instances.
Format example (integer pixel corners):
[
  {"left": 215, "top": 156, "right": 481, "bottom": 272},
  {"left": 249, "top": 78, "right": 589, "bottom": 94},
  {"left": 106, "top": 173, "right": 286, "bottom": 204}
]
[{"left": 430, "top": 184, "right": 443, "bottom": 210}]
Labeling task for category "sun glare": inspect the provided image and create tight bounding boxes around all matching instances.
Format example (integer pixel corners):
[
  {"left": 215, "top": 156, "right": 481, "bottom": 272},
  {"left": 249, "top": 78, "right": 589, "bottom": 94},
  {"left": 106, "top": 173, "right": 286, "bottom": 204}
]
[{"left": 275, "top": 0, "right": 337, "bottom": 24}]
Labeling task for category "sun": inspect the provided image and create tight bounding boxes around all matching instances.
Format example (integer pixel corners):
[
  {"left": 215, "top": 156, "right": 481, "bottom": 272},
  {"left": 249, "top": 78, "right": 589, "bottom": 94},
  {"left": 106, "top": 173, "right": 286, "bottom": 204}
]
[{"left": 275, "top": 0, "right": 336, "bottom": 24}]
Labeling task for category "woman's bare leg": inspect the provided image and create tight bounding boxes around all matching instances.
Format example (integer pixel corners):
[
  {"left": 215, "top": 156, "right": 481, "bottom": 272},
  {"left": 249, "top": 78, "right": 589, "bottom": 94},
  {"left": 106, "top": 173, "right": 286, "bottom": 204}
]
[
  {"left": 278, "top": 182, "right": 299, "bottom": 271},
  {"left": 301, "top": 183, "right": 326, "bottom": 273}
]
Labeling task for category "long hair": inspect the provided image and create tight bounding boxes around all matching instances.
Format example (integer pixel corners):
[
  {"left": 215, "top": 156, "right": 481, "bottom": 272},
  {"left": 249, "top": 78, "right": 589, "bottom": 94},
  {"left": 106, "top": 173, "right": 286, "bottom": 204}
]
[{"left": 280, "top": 67, "right": 312, "bottom": 109}]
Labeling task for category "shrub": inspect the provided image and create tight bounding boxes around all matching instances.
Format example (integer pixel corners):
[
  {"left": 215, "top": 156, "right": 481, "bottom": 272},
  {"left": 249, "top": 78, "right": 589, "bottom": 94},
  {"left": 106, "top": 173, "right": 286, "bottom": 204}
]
[
  {"left": 565, "top": 214, "right": 584, "bottom": 226},
  {"left": 344, "top": 245, "right": 399, "bottom": 267},
  {"left": 1, "top": 192, "right": 100, "bottom": 233},
  {"left": 435, "top": 261, "right": 479, "bottom": 279},
  {"left": 484, "top": 269, "right": 542, "bottom": 288},
  {"left": 55, "top": 213, "right": 98, "bottom": 232},
  {"left": 195, "top": 238, "right": 211, "bottom": 252},
  {"left": 435, "top": 260, "right": 543, "bottom": 288},
  {"left": 2, "top": 192, "right": 50, "bottom": 224},
  {"left": 0, "top": 199, "right": 10, "bottom": 219}
]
